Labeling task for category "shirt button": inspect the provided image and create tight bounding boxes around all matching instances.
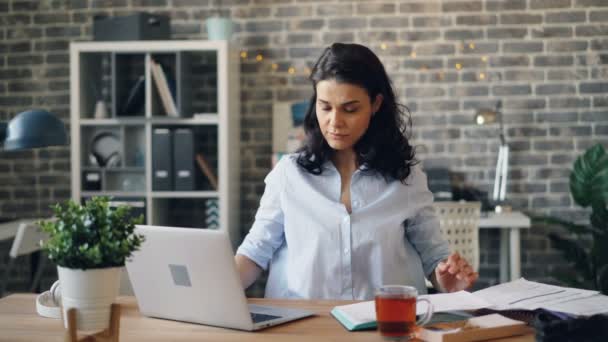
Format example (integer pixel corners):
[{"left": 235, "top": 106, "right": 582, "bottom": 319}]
[
  {"left": 343, "top": 216, "right": 349, "bottom": 223},
  {"left": 344, "top": 248, "right": 349, "bottom": 254},
  {"left": 352, "top": 200, "right": 359, "bottom": 208}
]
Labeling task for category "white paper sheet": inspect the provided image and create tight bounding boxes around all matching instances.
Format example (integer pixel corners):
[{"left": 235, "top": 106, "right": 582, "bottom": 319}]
[
  {"left": 473, "top": 278, "right": 599, "bottom": 311},
  {"left": 418, "top": 290, "right": 492, "bottom": 314},
  {"left": 545, "top": 294, "right": 608, "bottom": 316}
]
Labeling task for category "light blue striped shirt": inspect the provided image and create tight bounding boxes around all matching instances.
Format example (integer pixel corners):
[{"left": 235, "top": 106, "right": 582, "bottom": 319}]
[{"left": 236, "top": 154, "right": 450, "bottom": 300}]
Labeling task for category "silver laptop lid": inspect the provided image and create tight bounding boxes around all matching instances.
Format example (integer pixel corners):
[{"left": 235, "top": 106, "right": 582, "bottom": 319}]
[{"left": 126, "top": 225, "right": 254, "bottom": 331}]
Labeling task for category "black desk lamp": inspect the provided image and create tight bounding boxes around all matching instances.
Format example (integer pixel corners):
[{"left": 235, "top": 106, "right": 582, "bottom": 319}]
[{"left": 0, "top": 109, "right": 68, "bottom": 150}]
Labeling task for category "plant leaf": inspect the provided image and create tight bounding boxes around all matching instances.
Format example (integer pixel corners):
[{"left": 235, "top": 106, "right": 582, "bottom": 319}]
[
  {"left": 598, "top": 264, "right": 608, "bottom": 295},
  {"left": 549, "top": 233, "right": 594, "bottom": 282},
  {"left": 39, "top": 196, "right": 145, "bottom": 269},
  {"left": 571, "top": 143, "right": 606, "bottom": 208},
  {"left": 552, "top": 270, "right": 594, "bottom": 290},
  {"left": 590, "top": 161, "right": 608, "bottom": 208},
  {"left": 591, "top": 203, "right": 608, "bottom": 234},
  {"left": 531, "top": 215, "right": 596, "bottom": 235}
]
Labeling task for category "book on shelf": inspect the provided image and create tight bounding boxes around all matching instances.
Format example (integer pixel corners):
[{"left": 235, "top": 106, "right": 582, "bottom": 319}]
[
  {"left": 120, "top": 74, "right": 145, "bottom": 116},
  {"left": 150, "top": 59, "right": 178, "bottom": 117},
  {"left": 152, "top": 128, "right": 173, "bottom": 190},
  {"left": 173, "top": 128, "right": 195, "bottom": 191},
  {"left": 195, "top": 153, "right": 218, "bottom": 190}
]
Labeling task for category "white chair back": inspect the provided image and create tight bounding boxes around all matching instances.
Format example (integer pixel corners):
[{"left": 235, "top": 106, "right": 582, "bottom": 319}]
[
  {"left": 433, "top": 201, "right": 481, "bottom": 272},
  {"left": 9, "top": 221, "right": 48, "bottom": 258}
]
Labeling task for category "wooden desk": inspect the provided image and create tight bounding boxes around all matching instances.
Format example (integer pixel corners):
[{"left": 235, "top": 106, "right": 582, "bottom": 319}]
[
  {"left": 0, "top": 294, "right": 533, "bottom": 341},
  {"left": 479, "top": 211, "right": 531, "bottom": 282}
]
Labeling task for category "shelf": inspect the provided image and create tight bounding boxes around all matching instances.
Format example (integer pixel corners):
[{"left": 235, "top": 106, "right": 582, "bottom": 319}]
[
  {"left": 151, "top": 191, "right": 219, "bottom": 198},
  {"left": 80, "top": 114, "right": 218, "bottom": 126},
  {"left": 81, "top": 118, "right": 147, "bottom": 126},
  {"left": 72, "top": 40, "right": 230, "bottom": 53},
  {"left": 82, "top": 167, "right": 145, "bottom": 172},
  {"left": 72, "top": 40, "right": 240, "bottom": 247},
  {"left": 150, "top": 114, "right": 219, "bottom": 125},
  {"left": 82, "top": 191, "right": 147, "bottom": 197}
]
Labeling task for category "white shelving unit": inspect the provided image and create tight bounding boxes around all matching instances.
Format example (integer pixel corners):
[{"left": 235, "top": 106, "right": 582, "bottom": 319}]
[{"left": 70, "top": 40, "right": 241, "bottom": 248}]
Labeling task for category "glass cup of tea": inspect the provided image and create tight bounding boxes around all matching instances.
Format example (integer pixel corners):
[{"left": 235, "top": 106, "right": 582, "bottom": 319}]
[{"left": 375, "top": 285, "right": 434, "bottom": 340}]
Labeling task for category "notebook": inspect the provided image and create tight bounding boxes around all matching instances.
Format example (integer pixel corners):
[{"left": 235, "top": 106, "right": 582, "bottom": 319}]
[{"left": 331, "top": 291, "right": 490, "bottom": 331}]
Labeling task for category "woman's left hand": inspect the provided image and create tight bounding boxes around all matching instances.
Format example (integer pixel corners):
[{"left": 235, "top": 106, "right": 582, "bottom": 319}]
[{"left": 434, "top": 252, "right": 478, "bottom": 292}]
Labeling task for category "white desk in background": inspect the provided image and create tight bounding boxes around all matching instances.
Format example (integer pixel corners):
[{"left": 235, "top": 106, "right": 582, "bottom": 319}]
[{"left": 479, "top": 211, "right": 531, "bottom": 283}]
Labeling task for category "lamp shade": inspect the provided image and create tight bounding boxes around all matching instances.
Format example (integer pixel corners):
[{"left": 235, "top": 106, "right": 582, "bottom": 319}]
[{"left": 2, "top": 109, "right": 68, "bottom": 151}]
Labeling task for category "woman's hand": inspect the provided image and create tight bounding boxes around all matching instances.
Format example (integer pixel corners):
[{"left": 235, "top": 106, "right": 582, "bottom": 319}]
[{"left": 433, "top": 252, "right": 478, "bottom": 293}]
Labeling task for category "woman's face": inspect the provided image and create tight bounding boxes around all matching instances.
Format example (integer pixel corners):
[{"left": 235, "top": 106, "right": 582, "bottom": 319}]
[{"left": 315, "top": 79, "right": 382, "bottom": 152}]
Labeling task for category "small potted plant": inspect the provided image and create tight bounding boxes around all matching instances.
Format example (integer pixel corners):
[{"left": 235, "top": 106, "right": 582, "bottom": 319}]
[
  {"left": 39, "top": 196, "right": 144, "bottom": 332},
  {"left": 205, "top": 0, "right": 233, "bottom": 41}
]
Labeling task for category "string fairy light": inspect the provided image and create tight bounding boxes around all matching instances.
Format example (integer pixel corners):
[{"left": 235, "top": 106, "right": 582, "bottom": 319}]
[{"left": 236, "top": 41, "right": 492, "bottom": 80}]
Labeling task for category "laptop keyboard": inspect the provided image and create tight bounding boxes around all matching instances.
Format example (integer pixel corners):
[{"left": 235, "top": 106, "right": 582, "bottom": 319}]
[{"left": 250, "top": 312, "right": 281, "bottom": 323}]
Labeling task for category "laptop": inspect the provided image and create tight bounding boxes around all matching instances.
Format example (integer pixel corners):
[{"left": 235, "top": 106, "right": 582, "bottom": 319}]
[{"left": 126, "top": 225, "right": 315, "bottom": 331}]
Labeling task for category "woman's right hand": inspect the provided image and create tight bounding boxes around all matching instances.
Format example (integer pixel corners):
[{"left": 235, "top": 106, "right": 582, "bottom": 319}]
[{"left": 235, "top": 254, "right": 263, "bottom": 289}]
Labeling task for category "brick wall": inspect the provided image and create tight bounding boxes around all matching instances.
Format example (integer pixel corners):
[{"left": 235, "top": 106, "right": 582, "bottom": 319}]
[{"left": 1, "top": 0, "right": 607, "bottom": 294}]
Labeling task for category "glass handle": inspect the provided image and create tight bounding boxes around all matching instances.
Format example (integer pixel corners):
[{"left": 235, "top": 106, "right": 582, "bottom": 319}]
[{"left": 416, "top": 298, "right": 434, "bottom": 326}]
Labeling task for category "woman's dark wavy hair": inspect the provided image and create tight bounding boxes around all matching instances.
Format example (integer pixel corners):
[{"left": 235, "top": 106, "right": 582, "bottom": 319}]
[{"left": 296, "top": 43, "right": 418, "bottom": 183}]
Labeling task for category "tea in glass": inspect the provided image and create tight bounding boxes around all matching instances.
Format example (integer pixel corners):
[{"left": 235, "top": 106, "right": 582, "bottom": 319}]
[{"left": 375, "top": 285, "right": 433, "bottom": 340}]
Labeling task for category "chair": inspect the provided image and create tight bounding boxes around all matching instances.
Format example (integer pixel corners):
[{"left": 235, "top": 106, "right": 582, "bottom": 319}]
[
  {"left": 0, "top": 220, "right": 48, "bottom": 297},
  {"left": 433, "top": 201, "right": 481, "bottom": 272}
]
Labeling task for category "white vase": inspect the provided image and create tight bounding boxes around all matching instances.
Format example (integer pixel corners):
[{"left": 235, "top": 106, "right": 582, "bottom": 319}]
[
  {"left": 57, "top": 266, "right": 122, "bottom": 332},
  {"left": 206, "top": 17, "right": 233, "bottom": 41},
  {"left": 93, "top": 100, "right": 108, "bottom": 119}
]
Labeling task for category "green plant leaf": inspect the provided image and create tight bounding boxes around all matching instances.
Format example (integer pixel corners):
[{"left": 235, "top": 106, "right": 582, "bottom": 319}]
[
  {"left": 552, "top": 270, "right": 594, "bottom": 290},
  {"left": 590, "top": 161, "right": 608, "bottom": 208},
  {"left": 531, "top": 215, "right": 597, "bottom": 235},
  {"left": 39, "top": 196, "right": 145, "bottom": 269},
  {"left": 571, "top": 143, "right": 607, "bottom": 208},
  {"left": 549, "top": 233, "right": 594, "bottom": 282},
  {"left": 598, "top": 264, "right": 608, "bottom": 295},
  {"left": 591, "top": 203, "right": 608, "bottom": 234}
]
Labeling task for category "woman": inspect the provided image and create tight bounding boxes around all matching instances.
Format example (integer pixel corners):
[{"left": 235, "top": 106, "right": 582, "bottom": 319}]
[{"left": 235, "top": 43, "right": 477, "bottom": 300}]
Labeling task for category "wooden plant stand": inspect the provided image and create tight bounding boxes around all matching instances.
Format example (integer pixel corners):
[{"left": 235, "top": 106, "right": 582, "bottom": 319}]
[{"left": 64, "top": 304, "right": 120, "bottom": 342}]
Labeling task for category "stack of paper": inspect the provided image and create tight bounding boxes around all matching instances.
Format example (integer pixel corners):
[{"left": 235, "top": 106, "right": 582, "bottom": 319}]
[
  {"left": 473, "top": 278, "right": 601, "bottom": 313},
  {"left": 331, "top": 279, "right": 608, "bottom": 331}
]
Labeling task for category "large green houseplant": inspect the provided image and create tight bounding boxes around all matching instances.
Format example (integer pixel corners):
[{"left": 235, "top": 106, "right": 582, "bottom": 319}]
[
  {"left": 536, "top": 143, "right": 608, "bottom": 295},
  {"left": 39, "top": 196, "right": 144, "bottom": 331}
]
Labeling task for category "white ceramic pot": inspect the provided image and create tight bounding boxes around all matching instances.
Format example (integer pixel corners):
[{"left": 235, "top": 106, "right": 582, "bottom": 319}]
[
  {"left": 57, "top": 266, "right": 121, "bottom": 332},
  {"left": 206, "top": 17, "right": 233, "bottom": 41}
]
